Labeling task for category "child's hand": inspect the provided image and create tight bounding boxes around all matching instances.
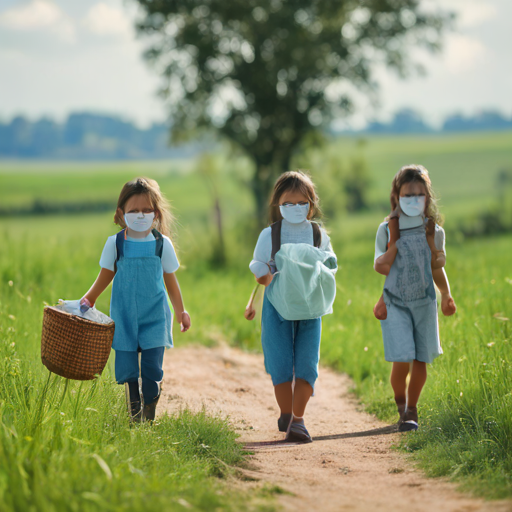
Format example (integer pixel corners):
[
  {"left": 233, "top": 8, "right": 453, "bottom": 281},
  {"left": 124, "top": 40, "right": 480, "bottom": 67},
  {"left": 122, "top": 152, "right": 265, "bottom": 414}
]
[
  {"left": 373, "top": 295, "right": 387, "bottom": 320},
  {"left": 441, "top": 294, "right": 457, "bottom": 316},
  {"left": 180, "top": 311, "right": 191, "bottom": 332},
  {"left": 80, "top": 297, "right": 92, "bottom": 314},
  {"left": 244, "top": 305, "right": 256, "bottom": 321}
]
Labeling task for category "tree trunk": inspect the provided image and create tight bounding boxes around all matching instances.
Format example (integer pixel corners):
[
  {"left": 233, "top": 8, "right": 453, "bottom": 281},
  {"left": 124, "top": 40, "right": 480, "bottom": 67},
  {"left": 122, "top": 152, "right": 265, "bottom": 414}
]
[{"left": 252, "top": 151, "right": 292, "bottom": 226}]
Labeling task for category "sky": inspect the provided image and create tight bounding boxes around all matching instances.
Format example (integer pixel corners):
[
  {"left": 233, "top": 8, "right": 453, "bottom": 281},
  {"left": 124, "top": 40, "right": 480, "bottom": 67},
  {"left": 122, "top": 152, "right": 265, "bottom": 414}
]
[{"left": 0, "top": 0, "right": 510, "bottom": 129}]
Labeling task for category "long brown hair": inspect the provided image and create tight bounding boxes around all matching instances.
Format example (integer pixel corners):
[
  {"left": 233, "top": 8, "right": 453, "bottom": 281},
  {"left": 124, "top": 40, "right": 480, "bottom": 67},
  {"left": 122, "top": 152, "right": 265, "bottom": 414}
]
[
  {"left": 268, "top": 170, "right": 322, "bottom": 223},
  {"left": 389, "top": 164, "right": 442, "bottom": 225},
  {"left": 114, "top": 177, "right": 175, "bottom": 238}
]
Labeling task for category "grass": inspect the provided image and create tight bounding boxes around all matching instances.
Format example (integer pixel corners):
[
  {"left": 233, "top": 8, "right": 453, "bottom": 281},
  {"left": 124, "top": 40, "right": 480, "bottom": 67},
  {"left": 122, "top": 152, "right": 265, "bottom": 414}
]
[{"left": 1, "top": 130, "right": 512, "bottom": 505}]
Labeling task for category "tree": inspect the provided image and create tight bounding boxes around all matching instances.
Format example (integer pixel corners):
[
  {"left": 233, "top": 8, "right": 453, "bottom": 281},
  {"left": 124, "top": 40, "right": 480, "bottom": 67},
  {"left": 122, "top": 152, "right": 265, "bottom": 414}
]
[{"left": 134, "top": 0, "right": 451, "bottom": 221}]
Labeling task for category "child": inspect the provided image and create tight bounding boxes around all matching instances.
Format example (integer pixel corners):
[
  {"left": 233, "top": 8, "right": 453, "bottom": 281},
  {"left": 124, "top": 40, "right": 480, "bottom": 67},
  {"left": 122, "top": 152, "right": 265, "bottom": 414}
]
[
  {"left": 374, "top": 165, "right": 453, "bottom": 431},
  {"left": 248, "top": 170, "right": 335, "bottom": 443},
  {"left": 81, "top": 177, "right": 191, "bottom": 422}
]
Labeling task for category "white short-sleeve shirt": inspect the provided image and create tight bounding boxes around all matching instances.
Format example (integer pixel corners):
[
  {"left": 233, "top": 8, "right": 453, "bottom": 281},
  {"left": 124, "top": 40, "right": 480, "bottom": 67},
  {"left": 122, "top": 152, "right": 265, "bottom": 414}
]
[
  {"left": 374, "top": 220, "right": 446, "bottom": 262},
  {"left": 99, "top": 232, "right": 179, "bottom": 274}
]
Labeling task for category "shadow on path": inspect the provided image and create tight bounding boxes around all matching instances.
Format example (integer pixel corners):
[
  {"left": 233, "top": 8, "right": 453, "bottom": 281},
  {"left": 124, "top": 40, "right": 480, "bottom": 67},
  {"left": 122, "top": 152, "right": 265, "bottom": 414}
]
[{"left": 244, "top": 424, "right": 399, "bottom": 450}]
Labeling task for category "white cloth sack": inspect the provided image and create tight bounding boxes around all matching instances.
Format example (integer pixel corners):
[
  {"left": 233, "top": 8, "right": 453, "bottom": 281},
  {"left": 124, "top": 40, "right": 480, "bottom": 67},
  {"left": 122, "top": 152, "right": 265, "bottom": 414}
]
[{"left": 56, "top": 300, "right": 113, "bottom": 325}]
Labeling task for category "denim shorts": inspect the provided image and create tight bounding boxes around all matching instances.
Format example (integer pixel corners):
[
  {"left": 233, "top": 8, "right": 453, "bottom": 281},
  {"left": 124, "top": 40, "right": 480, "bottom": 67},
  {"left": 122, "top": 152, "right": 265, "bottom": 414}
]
[
  {"left": 380, "top": 299, "right": 442, "bottom": 364},
  {"left": 261, "top": 293, "right": 322, "bottom": 389}
]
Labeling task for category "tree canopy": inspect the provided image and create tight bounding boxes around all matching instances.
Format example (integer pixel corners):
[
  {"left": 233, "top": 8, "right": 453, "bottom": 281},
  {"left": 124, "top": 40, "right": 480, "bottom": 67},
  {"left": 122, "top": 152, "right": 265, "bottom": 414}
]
[{"left": 134, "top": 0, "right": 451, "bottom": 219}]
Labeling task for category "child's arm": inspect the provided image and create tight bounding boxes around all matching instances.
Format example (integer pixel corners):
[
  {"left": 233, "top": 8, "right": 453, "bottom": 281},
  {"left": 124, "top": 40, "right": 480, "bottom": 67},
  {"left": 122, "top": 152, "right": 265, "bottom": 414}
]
[
  {"left": 374, "top": 217, "right": 400, "bottom": 276},
  {"left": 82, "top": 268, "right": 115, "bottom": 306},
  {"left": 432, "top": 267, "right": 457, "bottom": 316},
  {"left": 163, "top": 272, "right": 191, "bottom": 332}
]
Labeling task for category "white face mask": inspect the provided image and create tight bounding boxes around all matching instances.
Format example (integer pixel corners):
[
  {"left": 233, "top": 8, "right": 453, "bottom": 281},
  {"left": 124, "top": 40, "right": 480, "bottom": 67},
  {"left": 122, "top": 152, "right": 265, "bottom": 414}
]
[
  {"left": 279, "top": 203, "right": 309, "bottom": 224},
  {"left": 124, "top": 212, "right": 155, "bottom": 232},
  {"left": 399, "top": 196, "right": 425, "bottom": 218}
]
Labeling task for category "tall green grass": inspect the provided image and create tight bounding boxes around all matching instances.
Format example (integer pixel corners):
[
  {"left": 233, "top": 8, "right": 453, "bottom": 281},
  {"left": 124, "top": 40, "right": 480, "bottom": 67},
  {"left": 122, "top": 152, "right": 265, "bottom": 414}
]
[{"left": 1, "top": 131, "right": 511, "bottom": 503}]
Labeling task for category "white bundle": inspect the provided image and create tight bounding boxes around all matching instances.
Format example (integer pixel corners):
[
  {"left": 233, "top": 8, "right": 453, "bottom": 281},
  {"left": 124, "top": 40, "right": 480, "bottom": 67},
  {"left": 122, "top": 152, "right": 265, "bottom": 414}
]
[{"left": 56, "top": 300, "right": 113, "bottom": 325}]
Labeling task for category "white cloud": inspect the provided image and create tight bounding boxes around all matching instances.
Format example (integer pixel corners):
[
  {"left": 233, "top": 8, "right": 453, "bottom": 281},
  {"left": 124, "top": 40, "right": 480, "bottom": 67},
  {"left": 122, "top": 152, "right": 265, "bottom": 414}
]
[
  {"left": 443, "top": 34, "right": 487, "bottom": 74},
  {"left": 451, "top": 0, "right": 497, "bottom": 28},
  {"left": 0, "top": 0, "right": 75, "bottom": 42},
  {"left": 83, "top": 3, "right": 132, "bottom": 38}
]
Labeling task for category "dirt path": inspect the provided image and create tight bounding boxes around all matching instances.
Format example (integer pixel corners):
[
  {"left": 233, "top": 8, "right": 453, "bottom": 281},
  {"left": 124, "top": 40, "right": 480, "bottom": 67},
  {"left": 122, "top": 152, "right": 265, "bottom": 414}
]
[{"left": 161, "top": 345, "right": 511, "bottom": 512}]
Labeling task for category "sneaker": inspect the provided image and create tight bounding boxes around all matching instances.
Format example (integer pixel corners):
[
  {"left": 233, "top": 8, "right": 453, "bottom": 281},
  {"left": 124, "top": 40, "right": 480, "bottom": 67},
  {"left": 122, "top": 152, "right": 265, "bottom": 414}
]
[
  {"left": 398, "top": 407, "right": 418, "bottom": 432},
  {"left": 287, "top": 421, "right": 313, "bottom": 443},
  {"left": 278, "top": 413, "right": 292, "bottom": 432}
]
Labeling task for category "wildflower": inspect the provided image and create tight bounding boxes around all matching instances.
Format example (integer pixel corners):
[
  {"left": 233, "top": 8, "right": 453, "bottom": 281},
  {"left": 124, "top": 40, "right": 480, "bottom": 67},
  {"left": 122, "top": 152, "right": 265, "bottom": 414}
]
[
  {"left": 487, "top": 342, "right": 495, "bottom": 348},
  {"left": 8, "top": 281, "right": 13, "bottom": 287},
  {"left": 364, "top": 347, "right": 368, "bottom": 352}
]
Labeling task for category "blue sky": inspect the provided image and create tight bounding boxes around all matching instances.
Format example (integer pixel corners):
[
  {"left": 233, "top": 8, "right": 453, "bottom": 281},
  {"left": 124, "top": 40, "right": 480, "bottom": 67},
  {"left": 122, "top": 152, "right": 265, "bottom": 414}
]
[{"left": 0, "top": 0, "right": 510, "bottom": 129}]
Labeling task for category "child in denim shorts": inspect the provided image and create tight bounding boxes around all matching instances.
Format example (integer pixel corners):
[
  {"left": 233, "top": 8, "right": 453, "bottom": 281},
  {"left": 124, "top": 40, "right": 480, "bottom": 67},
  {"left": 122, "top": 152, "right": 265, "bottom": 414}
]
[{"left": 373, "top": 165, "right": 456, "bottom": 432}]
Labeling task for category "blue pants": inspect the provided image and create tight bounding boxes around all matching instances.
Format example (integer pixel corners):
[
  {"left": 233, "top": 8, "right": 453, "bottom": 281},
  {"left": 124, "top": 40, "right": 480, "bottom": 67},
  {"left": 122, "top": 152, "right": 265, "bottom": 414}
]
[
  {"left": 261, "top": 294, "right": 322, "bottom": 389},
  {"left": 115, "top": 347, "right": 165, "bottom": 404}
]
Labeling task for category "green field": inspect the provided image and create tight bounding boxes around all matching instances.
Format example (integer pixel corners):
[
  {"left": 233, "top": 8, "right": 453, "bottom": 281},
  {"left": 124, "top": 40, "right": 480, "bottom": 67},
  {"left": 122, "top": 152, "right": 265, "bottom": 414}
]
[{"left": 1, "top": 131, "right": 512, "bottom": 508}]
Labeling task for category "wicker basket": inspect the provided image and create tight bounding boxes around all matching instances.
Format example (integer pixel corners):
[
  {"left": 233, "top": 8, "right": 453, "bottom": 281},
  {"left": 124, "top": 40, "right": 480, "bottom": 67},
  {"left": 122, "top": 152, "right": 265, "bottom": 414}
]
[{"left": 41, "top": 306, "right": 115, "bottom": 380}]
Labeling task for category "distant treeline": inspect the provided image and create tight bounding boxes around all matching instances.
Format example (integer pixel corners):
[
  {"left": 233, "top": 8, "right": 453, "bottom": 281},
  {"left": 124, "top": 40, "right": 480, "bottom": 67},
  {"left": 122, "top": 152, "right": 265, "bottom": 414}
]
[
  {"left": 1, "top": 109, "right": 511, "bottom": 160},
  {"left": 364, "top": 108, "right": 512, "bottom": 135},
  {"left": 0, "top": 112, "right": 203, "bottom": 160}
]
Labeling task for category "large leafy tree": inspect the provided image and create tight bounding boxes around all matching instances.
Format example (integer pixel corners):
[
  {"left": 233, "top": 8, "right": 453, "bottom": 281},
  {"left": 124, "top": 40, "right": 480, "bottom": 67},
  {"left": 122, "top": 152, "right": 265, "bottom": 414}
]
[{"left": 135, "top": 0, "right": 450, "bottom": 220}]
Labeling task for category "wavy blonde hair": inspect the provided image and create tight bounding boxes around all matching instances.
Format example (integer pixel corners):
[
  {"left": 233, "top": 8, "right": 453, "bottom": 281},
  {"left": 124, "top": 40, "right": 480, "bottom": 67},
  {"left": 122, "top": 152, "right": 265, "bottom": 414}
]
[
  {"left": 389, "top": 164, "right": 443, "bottom": 226},
  {"left": 268, "top": 170, "right": 322, "bottom": 224},
  {"left": 114, "top": 177, "right": 174, "bottom": 238}
]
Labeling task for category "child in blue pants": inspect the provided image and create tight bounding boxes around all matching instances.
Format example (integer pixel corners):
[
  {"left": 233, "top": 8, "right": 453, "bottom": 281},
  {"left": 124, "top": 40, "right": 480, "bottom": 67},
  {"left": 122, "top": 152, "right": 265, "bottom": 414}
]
[
  {"left": 81, "top": 177, "right": 191, "bottom": 422},
  {"left": 248, "top": 170, "right": 335, "bottom": 443}
]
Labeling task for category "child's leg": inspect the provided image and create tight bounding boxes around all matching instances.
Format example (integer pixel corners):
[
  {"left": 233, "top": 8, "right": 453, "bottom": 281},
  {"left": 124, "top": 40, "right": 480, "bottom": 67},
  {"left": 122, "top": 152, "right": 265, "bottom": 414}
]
[
  {"left": 432, "top": 267, "right": 456, "bottom": 316},
  {"left": 390, "top": 362, "right": 409, "bottom": 418},
  {"left": 406, "top": 360, "right": 427, "bottom": 409},
  {"left": 115, "top": 350, "right": 141, "bottom": 421},
  {"left": 274, "top": 382, "right": 293, "bottom": 414},
  {"left": 293, "top": 378, "right": 313, "bottom": 419},
  {"left": 140, "top": 347, "right": 165, "bottom": 421},
  {"left": 373, "top": 294, "right": 388, "bottom": 320}
]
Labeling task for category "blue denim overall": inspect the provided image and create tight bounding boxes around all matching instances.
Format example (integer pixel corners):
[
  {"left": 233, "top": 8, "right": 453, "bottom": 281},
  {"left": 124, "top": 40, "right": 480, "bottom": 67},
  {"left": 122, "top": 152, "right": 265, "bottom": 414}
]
[
  {"left": 380, "top": 225, "right": 442, "bottom": 364},
  {"left": 110, "top": 229, "right": 172, "bottom": 402}
]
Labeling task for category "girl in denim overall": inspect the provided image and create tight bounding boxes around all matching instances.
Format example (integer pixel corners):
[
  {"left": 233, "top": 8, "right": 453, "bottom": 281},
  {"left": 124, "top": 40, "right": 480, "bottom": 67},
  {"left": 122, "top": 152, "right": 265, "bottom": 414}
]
[
  {"left": 374, "top": 165, "right": 454, "bottom": 431},
  {"left": 248, "top": 171, "right": 334, "bottom": 443},
  {"left": 81, "top": 178, "right": 191, "bottom": 422}
]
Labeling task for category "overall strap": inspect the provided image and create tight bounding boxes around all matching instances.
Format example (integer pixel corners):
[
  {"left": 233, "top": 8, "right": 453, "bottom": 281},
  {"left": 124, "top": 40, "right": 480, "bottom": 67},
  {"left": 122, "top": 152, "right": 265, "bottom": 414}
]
[
  {"left": 312, "top": 222, "right": 322, "bottom": 248},
  {"left": 152, "top": 229, "right": 164, "bottom": 258},
  {"left": 270, "top": 220, "right": 282, "bottom": 261},
  {"left": 115, "top": 230, "right": 125, "bottom": 262},
  {"left": 114, "top": 229, "right": 125, "bottom": 274}
]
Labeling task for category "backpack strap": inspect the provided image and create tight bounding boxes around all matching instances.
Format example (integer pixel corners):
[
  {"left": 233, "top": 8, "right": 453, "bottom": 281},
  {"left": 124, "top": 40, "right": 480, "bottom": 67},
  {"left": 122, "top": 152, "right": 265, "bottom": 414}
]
[
  {"left": 271, "top": 220, "right": 322, "bottom": 260},
  {"left": 114, "top": 229, "right": 125, "bottom": 274},
  {"left": 152, "top": 229, "right": 164, "bottom": 258},
  {"left": 270, "top": 220, "right": 282, "bottom": 261},
  {"left": 312, "top": 222, "right": 322, "bottom": 248}
]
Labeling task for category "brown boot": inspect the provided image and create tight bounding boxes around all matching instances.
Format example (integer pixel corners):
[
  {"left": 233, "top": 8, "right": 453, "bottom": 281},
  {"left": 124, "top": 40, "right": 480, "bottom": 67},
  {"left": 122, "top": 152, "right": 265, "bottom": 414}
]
[{"left": 125, "top": 382, "right": 142, "bottom": 423}]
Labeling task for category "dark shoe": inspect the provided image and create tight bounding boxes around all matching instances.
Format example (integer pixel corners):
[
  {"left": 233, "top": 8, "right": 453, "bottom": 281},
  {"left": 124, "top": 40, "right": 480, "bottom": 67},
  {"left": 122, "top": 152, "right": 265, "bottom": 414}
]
[
  {"left": 125, "top": 382, "right": 142, "bottom": 423},
  {"left": 286, "top": 421, "right": 313, "bottom": 443},
  {"left": 396, "top": 400, "right": 406, "bottom": 427},
  {"left": 278, "top": 413, "right": 292, "bottom": 432},
  {"left": 142, "top": 394, "right": 160, "bottom": 422},
  {"left": 398, "top": 407, "right": 418, "bottom": 432}
]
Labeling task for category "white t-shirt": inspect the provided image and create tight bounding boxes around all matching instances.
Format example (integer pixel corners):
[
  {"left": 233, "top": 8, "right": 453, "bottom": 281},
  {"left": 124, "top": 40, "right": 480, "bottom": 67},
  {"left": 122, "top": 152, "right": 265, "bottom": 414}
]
[
  {"left": 250, "top": 220, "right": 333, "bottom": 278},
  {"left": 374, "top": 220, "right": 446, "bottom": 262},
  {"left": 99, "top": 232, "right": 179, "bottom": 274}
]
